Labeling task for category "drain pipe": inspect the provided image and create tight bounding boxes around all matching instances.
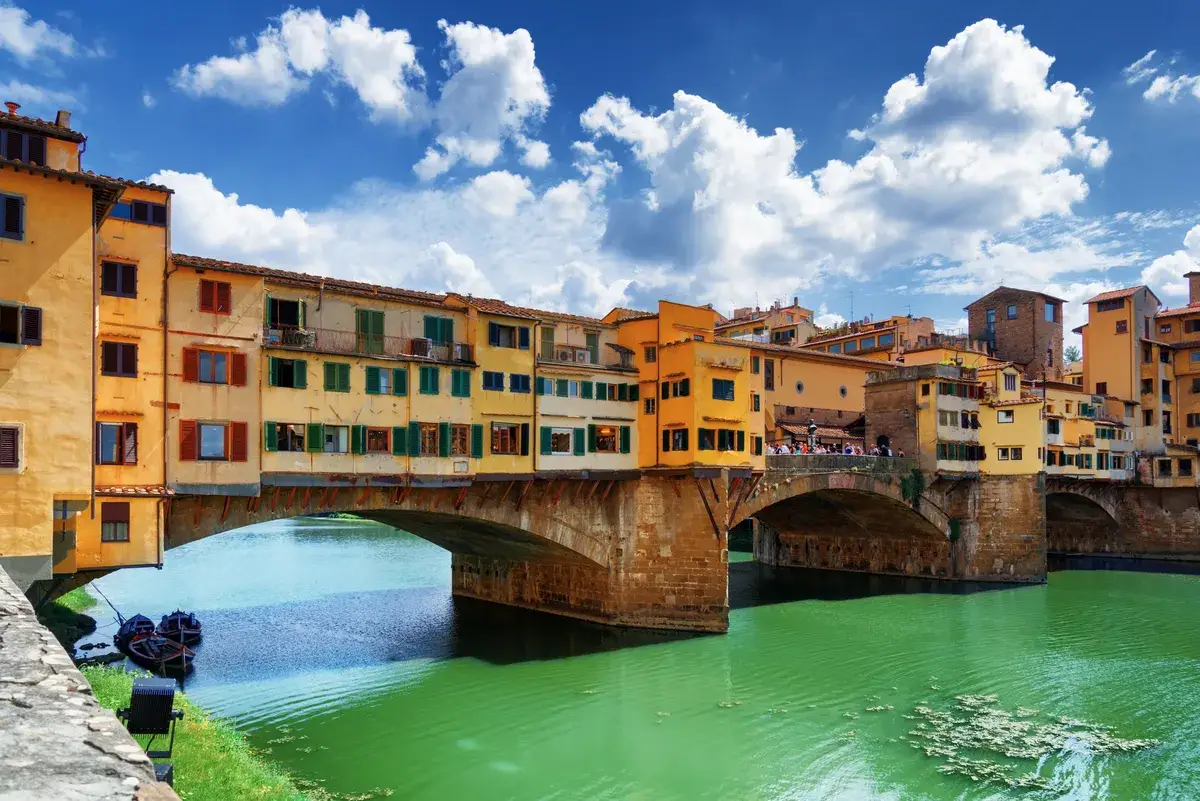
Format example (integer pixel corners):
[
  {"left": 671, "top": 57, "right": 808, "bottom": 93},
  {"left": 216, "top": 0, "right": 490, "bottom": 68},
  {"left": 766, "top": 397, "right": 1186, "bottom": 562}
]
[{"left": 161, "top": 196, "right": 177, "bottom": 567}]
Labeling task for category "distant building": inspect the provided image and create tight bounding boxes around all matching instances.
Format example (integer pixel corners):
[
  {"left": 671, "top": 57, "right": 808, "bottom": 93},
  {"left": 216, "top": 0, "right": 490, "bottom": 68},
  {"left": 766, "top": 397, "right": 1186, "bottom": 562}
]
[
  {"left": 715, "top": 298, "right": 815, "bottom": 346},
  {"left": 801, "top": 315, "right": 934, "bottom": 361},
  {"left": 965, "top": 287, "right": 1065, "bottom": 379}
]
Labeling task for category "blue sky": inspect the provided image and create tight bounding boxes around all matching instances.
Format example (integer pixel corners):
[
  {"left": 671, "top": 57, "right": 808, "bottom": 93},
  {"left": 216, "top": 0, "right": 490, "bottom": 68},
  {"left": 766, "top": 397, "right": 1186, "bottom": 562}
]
[{"left": 5, "top": 1, "right": 1200, "bottom": 343}]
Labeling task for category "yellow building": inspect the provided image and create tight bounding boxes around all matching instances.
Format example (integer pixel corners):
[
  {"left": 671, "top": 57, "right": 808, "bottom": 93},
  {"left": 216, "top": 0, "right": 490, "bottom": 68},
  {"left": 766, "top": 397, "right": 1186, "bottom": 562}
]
[
  {"left": 615, "top": 301, "right": 763, "bottom": 470},
  {"left": 976, "top": 364, "right": 1042, "bottom": 474},
  {"left": 715, "top": 298, "right": 815, "bottom": 346},
  {"left": 801, "top": 315, "right": 934, "bottom": 360},
  {"left": 865, "top": 364, "right": 985, "bottom": 474}
]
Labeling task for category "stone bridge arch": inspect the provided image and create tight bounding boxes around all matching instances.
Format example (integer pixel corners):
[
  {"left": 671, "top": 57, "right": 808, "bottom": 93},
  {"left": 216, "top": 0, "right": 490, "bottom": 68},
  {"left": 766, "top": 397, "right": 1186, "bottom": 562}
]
[
  {"left": 730, "top": 470, "right": 964, "bottom": 579},
  {"left": 1044, "top": 478, "right": 1122, "bottom": 555}
]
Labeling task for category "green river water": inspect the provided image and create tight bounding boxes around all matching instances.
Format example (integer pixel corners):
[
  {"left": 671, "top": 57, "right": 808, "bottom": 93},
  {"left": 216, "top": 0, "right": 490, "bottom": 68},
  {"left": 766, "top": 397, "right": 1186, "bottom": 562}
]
[{"left": 79, "top": 519, "right": 1200, "bottom": 800}]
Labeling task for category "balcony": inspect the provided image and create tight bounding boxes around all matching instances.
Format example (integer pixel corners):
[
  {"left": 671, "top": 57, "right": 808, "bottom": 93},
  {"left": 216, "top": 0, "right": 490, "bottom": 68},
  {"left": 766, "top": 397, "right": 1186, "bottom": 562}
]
[
  {"left": 263, "top": 326, "right": 473, "bottom": 363},
  {"left": 541, "top": 343, "right": 596, "bottom": 365}
]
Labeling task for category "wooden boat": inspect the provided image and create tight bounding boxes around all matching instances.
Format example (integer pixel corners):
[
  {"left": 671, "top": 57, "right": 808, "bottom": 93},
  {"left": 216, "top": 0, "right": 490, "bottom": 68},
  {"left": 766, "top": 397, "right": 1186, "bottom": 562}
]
[
  {"left": 125, "top": 633, "right": 195, "bottom": 675},
  {"left": 113, "top": 614, "right": 156, "bottom": 651},
  {"left": 156, "top": 610, "right": 202, "bottom": 645}
]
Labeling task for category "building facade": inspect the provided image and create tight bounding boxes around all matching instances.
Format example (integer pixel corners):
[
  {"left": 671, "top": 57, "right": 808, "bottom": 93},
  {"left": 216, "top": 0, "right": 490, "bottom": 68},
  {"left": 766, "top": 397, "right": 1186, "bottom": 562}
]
[{"left": 966, "top": 287, "right": 1065, "bottom": 380}]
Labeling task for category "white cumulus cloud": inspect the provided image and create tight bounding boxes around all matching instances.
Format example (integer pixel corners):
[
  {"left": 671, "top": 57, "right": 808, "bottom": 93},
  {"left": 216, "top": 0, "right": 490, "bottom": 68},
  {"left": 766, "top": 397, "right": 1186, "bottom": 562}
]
[
  {"left": 1141, "top": 224, "right": 1200, "bottom": 299},
  {"left": 0, "top": 4, "right": 75, "bottom": 61},
  {"left": 1123, "top": 49, "right": 1200, "bottom": 104}
]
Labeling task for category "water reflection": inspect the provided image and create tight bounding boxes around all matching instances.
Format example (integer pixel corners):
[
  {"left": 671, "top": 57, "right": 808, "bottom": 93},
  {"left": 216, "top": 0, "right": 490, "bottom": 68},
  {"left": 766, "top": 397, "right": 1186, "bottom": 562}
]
[{"left": 1049, "top": 553, "right": 1200, "bottom": 575}]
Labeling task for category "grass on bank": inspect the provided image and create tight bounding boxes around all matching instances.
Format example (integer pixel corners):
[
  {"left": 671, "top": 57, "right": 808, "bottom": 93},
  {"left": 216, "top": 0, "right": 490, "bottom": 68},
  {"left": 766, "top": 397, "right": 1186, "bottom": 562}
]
[
  {"left": 82, "top": 665, "right": 308, "bottom": 801},
  {"left": 37, "top": 586, "right": 99, "bottom": 650}
]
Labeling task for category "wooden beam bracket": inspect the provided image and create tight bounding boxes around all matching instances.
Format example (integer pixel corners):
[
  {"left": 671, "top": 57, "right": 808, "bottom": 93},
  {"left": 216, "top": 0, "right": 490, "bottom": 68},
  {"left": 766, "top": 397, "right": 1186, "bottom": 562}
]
[{"left": 694, "top": 477, "right": 722, "bottom": 539}]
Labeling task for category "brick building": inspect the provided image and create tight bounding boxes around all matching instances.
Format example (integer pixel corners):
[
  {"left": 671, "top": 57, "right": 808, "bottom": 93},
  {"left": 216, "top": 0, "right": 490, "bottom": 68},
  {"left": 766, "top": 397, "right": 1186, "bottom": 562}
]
[{"left": 966, "top": 287, "right": 1065, "bottom": 379}]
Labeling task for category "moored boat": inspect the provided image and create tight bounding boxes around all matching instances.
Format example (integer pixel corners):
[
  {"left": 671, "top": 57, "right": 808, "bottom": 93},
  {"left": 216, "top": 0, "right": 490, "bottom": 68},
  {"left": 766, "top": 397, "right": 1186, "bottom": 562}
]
[
  {"left": 157, "top": 610, "right": 202, "bottom": 645},
  {"left": 113, "top": 614, "right": 156, "bottom": 650},
  {"left": 125, "top": 633, "right": 195, "bottom": 674}
]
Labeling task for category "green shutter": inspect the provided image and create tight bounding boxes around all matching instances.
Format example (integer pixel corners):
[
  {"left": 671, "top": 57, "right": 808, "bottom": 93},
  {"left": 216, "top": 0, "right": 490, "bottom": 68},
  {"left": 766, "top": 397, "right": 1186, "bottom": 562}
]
[
  {"left": 471, "top": 424, "right": 483, "bottom": 458},
  {"left": 324, "top": 362, "right": 337, "bottom": 391},
  {"left": 618, "top": 384, "right": 628, "bottom": 402},
  {"left": 268, "top": 356, "right": 278, "bottom": 387},
  {"left": 588, "top": 424, "right": 597, "bottom": 453},
  {"left": 265, "top": 295, "right": 274, "bottom": 327},
  {"left": 339, "top": 363, "right": 351, "bottom": 392},
  {"left": 408, "top": 421, "right": 420, "bottom": 456},
  {"left": 737, "top": 430, "right": 745, "bottom": 452},
  {"left": 630, "top": 384, "right": 639, "bottom": 401},
  {"left": 438, "top": 422, "right": 451, "bottom": 457},
  {"left": 581, "top": 381, "right": 594, "bottom": 399},
  {"left": 393, "top": 368, "right": 407, "bottom": 396},
  {"left": 452, "top": 369, "right": 470, "bottom": 397},
  {"left": 540, "top": 426, "right": 552, "bottom": 455},
  {"left": 620, "top": 426, "right": 631, "bottom": 454},
  {"left": 392, "top": 426, "right": 407, "bottom": 456},
  {"left": 424, "top": 315, "right": 437, "bottom": 341},
  {"left": 294, "top": 359, "right": 307, "bottom": 389},
  {"left": 573, "top": 428, "right": 585, "bottom": 456},
  {"left": 556, "top": 379, "right": 568, "bottom": 397},
  {"left": 595, "top": 382, "right": 607, "bottom": 401},
  {"left": 440, "top": 318, "right": 454, "bottom": 345},
  {"left": 365, "top": 366, "right": 381, "bottom": 394},
  {"left": 306, "top": 423, "right": 324, "bottom": 452},
  {"left": 264, "top": 422, "right": 278, "bottom": 452},
  {"left": 351, "top": 425, "right": 366, "bottom": 454}
]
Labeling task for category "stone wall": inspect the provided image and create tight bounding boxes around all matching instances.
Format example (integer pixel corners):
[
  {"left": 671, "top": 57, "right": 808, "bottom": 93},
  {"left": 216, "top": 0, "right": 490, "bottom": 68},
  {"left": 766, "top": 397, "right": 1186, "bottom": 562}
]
[
  {"left": 959, "top": 473, "right": 1047, "bottom": 581},
  {"left": 0, "top": 567, "right": 178, "bottom": 800},
  {"left": 1047, "top": 485, "right": 1200, "bottom": 559}
]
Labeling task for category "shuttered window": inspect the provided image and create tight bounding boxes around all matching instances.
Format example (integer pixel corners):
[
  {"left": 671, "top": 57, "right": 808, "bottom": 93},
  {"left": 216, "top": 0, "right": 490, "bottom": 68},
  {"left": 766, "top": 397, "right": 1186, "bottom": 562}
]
[
  {"left": 0, "top": 425, "right": 20, "bottom": 468},
  {"left": 0, "top": 127, "right": 46, "bottom": 165},
  {"left": 419, "top": 366, "right": 440, "bottom": 395},
  {"left": 1, "top": 193, "right": 23, "bottom": 240},
  {"left": 451, "top": 369, "right": 471, "bottom": 397},
  {"left": 324, "top": 362, "right": 351, "bottom": 392},
  {"left": 268, "top": 357, "right": 307, "bottom": 389},
  {"left": 96, "top": 422, "right": 137, "bottom": 465},
  {"left": 424, "top": 315, "right": 454, "bottom": 344},
  {"left": 355, "top": 309, "right": 385, "bottom": 354},
  {"left": 199, "top": 280, "right": 232, "bottom": 314},
  {"left": 100, "top": 261, "right": 137, "bottom": 298},
  {"left": 392, "top": 368, "right": 407, "bottom": 396},
  {"left": 101, "top": 341, "right": 138, "bottom": 377},
  {"left": 100, "top": 502, "right": 130, "bottom": 542}
]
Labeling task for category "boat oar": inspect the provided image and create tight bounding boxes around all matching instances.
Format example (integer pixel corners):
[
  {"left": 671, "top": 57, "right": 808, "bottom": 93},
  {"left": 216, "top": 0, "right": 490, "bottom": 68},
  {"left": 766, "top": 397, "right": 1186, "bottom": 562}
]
[{"left": 92, "top": 584, "right": 126, "bottom": 626}]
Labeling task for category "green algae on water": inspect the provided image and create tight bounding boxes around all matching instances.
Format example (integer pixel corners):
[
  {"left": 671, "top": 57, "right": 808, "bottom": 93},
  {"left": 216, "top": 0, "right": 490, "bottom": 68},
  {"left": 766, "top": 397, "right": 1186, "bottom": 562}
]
[{"left": 907, "top": 694, "right": 1160, "bottom": 791}]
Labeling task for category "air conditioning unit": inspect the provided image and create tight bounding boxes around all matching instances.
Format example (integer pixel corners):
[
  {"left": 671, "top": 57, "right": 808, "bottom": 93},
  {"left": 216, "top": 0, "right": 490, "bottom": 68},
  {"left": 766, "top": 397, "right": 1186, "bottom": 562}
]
[
  {"left": 410, "top": 337, "right": 431, "bottom": 357},
  {"left": 557, "top": 348, "right": 573, "bottom": 362},
  {"left": 453, "top": 342, "right": 471, "bottom": 362}
]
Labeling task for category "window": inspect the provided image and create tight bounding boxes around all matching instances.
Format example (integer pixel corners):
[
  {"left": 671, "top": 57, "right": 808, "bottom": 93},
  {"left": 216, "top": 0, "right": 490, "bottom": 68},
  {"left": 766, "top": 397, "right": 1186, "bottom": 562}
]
[
  {"left": 1065, "top": 401, "right": 1072, "bottom": 414},
  {"left": 0, "top": 302, "right": 41, "bottom": 345},
  {"left": 1007, "top": 304, "right": 1018, "bottom": 319},
  {"left": 1143, "top": 409, "right": 1154, "bottom": 426},
  {"left": 509, "top": 373, "right": 531, "bottom": 393},
  {"left": 753, "top": 436, "right": 763, "bottom": 456},
  {"left": 1, "top": 127, "right": 46, "bottom": 166},
  {"left": 671, "top": 429, "right": 689, "bottom": 451},
  {"left": 998, "top": 447, "right": 1010, "bottom": 460},
  {"left": 998, "top": 410, "right": 1015, "bottom": 423},
  {"left": 1163, "top": 379, "right": 1172, "bottom": 403},
  {"left": 555, "top": 378, "right": 569, "bottom": 397},
  {"left": 921, "top": 383, "right": 930, "bottom": 396},
  {"left": 101, "top": 341, "right": 137, "bottom": 377},
  {"left": 1163, "top": 410, "right": 1172, "bottom": 434},
  {"left": 1187, "top": 319, "right": 1200, "bottom": 334},
  {"left": 1047, "top": 418, "right": 1060, "bottom": 435},
  {"left": 491, "top": 423, "right": 522, "bottom": 455},
  {"left": 547, "top": 428, "right": 573, "bottom": 454},
  {"left": 451, "top": 369, "right": 471, "bottom": 397},
  {"left": 1, "top": 193, "right": 23, "bottom": 240},
  {"left": 712, "top": 378, "right": 735, "bottom": 401},
  {"left": 644, "top": 397, "right": 656, "bottom": 415},
  {"left": 101, "top": 261, "right": 137, "bottom": 298},
  {"left": 698, "top": 428, "right": 715, "bottom": 450},
  {"left": 355, "top": 309, "right": 385, "bottom": 355},
  {"left": 1143, "top": 346, "right": 1153, "bottom": 364},
  {"left": 0, "top": 425, "right": 19, "bottom": 468},
  {"left": 878, "top": 333, "right": 894, "bottom": 347},
  {"left": 1141, "top": 378, "right": 1153, "bottom": 396},
  {"left": 716, "top": 429, "right": 740, "bottom": 452},
  {"left": 425, "top": 315, "right": 455, "bottom": 344},
  {"left": 1180, "top": 459, "right": 1194, "bottom": 478},
  {"left": 266, "top": 423, "right": 306, "bottom": 452},
  {"left": 366, "top": 428, "right": 390, "bottom": 453},
  {"left": 268, "top": 357, "right": 308, "bottom": 389},
  {"left": 1096, "top": 381, "right": 1107, "bottom": 395},
  {"left": 110, "top": 200, "right": 167, "bottom": 226},
  {"left": 1188, "top": 414, "right": 1200, "bottom": 428},
  {"left": 986, "top": 309, "right": 996, "bottom": 330},
  {"left": 1160, "top": 323, "right": 1173, "bottom": 335},
  {"left": 487, "top": 321, "right": 518, "bottom": 349},
  {"left": 750, "top": 355, "right": 760, "bottom": 374},
  {"left": 323, "top": 361, "right": 351, "bottom": 392},
  {"left": 483, "top": 371, "right": 505, "bottom": 391},
  {"left": 100, "top": 502, "right": 130, "bottom": 543},
  {"left": 96, "top": 422, "right": 137, "bottom": 465},
  {"left": 764, "top": 359, "right": 775, "bottom": 390},
  {"left": 200, "top": 423, "right": 227, "bottom": 459},
  {"left": 1096, "top": 298, "right": 1124, "bottom": 313},
  {"left": 1158, "top": 459, "right": 1172, "bottom": 477},
  {"left": 1115, "top": 319, "right": 1128, "bottom": 334},
  {"left": 199, "top": 280, "right": 232, "bottom": 314},
  {"left": 1004, "top": 373, "right": 1017, "bottom": 392},
  {"left": 829, "top": 343, "right": 841, "bottom": 354},
  {"left": 1194, "top": 378, "right": 1200, "bottom": 395},
  {"left": 324, "top": 425, "right": 349, "bottom": 453},
  {"left": 1011, "top": 447, "right": 1023, "bottom": 460},
  {"left": 752, "top": 393, "right": 761, "bottom": 412},
  {"left": 569, "top": 380, "right": 580, "bottom": 397},
  {"left": 419, "top": 423, "right": 440, "bottom": 456},
  {"left": 1162, "top": 348, "right": 1172, "bottom": 364},
  {"left": 861, "top": 336, "right": 876, "bottom": 349},
  {"left": 1191, "top": 351, "right": 1200, "bottom": 364},
  {"left": 447, "top": 424, "right": 468, "bottom": 456},
  {"left": 1046, "top": 303, "right": 1058, "bottom": 323},
  {"left": 794, "top": 381, "right": 805, "bottom": 395},
  {"left": 182, "top": 348, "right": 246, "bottom": 386},
  {"left": 266, "top": 297, "right": 303, "bottom": 328},
  {"left": 839, "top": 386, "right": 848, "bottom": 398},
  {"left": 645, "top": 346, "right": 657, "bottom": 363},
  {"left": 594, "top": 425, "right": 619, "bottom": 453},
  {"left": 419, "top": 366, "right": 440, "bottom": 395},
  {"left": 844, "top": 340, "right": 858, "bottom": 353}
]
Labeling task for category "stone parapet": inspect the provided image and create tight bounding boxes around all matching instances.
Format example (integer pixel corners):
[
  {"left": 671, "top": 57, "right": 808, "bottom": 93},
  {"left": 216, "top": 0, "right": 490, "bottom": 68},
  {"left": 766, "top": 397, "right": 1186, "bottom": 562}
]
[{"left": 0, "top": 567, "right": 179, "bottom": 800}]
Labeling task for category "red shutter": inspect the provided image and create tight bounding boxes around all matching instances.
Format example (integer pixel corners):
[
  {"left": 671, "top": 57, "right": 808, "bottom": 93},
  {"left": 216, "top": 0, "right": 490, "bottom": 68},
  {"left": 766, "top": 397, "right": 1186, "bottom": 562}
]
[
  {"left": 230, "top": 352, "right": 247, "bottom": 386},
  {"left": 216, "top": 282, "right": 232, "bottom": 314},
  {"left": 179, "top": 420, "right": 197, "bottom": 460},
  {"left": 199, "top": 280, "right": 214, "bottom": 312},
  {"left": 182, "top": 348, "right": 199, "bottom": 382},
  {"left": 230, "top": 422, "right": 248, "bottom": 462},
  {"left": 122, "top": 422, "right": 138, "bottom": 465}
]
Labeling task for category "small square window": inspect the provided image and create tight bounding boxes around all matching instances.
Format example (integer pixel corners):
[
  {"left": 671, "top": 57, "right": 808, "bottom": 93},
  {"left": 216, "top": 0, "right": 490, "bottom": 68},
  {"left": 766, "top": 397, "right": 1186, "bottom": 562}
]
[
  {"left": 1007, "top": 304, "right": 1017, "bottom": 319},
  {"left": 100, "top": 502, "right": 130, "bottom": 542},
  {"left": 325, "top": 425, "right": 350, "bottom": 454},
  {"left": 199, "top": 423, "right": 227, "bottom": 460}
]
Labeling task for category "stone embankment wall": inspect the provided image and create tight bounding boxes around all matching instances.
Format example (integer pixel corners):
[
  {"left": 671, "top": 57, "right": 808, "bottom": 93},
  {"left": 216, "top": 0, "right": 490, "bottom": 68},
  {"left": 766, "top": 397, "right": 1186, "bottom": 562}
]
[
  {"left": 0, "top": 567, "right": 179, "bottom": 800},
  {"left": 1047, "top": 484, "right": 1200, "bottom": 559}
]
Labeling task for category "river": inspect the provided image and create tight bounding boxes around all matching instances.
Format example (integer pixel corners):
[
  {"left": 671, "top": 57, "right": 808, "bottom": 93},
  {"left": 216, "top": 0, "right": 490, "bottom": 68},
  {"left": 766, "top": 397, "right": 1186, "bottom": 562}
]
[{"left": 77, "top": 518, "right": 1200, "bottom": 800}]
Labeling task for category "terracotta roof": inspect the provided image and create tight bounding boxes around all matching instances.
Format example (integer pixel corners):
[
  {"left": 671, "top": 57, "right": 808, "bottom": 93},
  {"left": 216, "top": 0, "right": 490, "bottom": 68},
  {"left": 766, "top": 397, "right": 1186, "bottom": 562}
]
[
  {"left": 606, "top": 307, "right": 656, "bottom": 322},
  {"left": 173, "top": 254, "right": 449, "bottom": 307},
  {"left": 96, "top": 485, "right": 175, "bottom": 497},
  {"left": 716, "top": 309, "right": 771, "bottom": 329},
  {"left": 0, "top": 156, "right": 121, "bottom": 189},
  {"left": 778, "top": 423, "right": 863, "bottom": 441},
  {"left": 1084, "top": 286, "right": 1144, "bottom": 304},
  {"left": 1140, "top": 337, "right": 1172, "bottom": 347},
  {"left": 1169, "top": 339, "right": 1200, "bottom": 350},
  {"left": 447, "top": 293, "right": 607, "bottom": 325},
  {"left": 0, "top": 111, "right": 86, "bottom": 143},
  {"left": 716, "top": 336, "right": 895, "bottom": 368},
  {"left": 95, "top": 173, "right": 174, "bottom": 194},
  {"left": 964, "top": 286, "right": 1067, "bottom": 309},
  {"left": 974, "top": 361, "right": 1017, "bottom": 372},
  {"left": 1156, "top": 303, "right": 1200, "bottom": 319},
  {"left": 988, "top": 397, "right": 1043, "bottom": 407}
]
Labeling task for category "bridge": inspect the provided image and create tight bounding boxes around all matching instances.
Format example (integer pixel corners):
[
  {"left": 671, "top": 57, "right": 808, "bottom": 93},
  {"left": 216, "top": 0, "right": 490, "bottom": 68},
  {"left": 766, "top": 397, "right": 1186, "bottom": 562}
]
[{"left": 152, "top": 456, "right": 1048, "bottom": 633}]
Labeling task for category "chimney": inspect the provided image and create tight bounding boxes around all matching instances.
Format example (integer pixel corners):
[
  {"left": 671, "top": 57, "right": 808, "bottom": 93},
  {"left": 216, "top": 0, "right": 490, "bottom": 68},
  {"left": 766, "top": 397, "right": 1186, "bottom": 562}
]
[
  {"left": 1189, "top": 271, "right": 1200, "bottom": 306},
  {"left": 55, "top": 109, "right": 71, "bottom": 128},
  {"left": 4, "top": 102, "right": 19, "bottom": 116},
  {"left": 792, "top": 296, "right": 798, "bottom": 307}
]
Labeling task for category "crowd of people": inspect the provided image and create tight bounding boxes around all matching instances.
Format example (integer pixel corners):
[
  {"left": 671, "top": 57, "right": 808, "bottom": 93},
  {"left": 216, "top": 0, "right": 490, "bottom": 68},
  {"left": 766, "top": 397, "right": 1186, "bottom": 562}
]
[{"left": 767, "top": 441, "right": 904, "bottom": 457}]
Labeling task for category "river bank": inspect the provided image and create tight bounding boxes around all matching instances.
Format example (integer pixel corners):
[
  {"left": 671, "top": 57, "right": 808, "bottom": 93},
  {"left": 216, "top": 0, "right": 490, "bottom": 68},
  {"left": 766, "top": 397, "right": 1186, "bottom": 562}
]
[{"left": 37, "top": 587, "right": 314, "bottom": 801}]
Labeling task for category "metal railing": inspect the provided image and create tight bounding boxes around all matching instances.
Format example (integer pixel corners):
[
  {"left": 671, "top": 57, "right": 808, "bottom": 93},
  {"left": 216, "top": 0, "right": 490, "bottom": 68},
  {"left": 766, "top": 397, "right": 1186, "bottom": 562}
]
[
  {"left": 263, "top": 326, "right": 473, "bottom": 363},
  {"left": 765, "top": 454, "right": 917, "bottom": 474}
]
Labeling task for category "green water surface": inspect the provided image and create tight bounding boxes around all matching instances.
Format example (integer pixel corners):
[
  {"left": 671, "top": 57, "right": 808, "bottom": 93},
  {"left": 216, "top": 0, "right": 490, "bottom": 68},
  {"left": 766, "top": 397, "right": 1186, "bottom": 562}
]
[{"left": 85, "top": 521, "right": 1200, "bottom": 800}]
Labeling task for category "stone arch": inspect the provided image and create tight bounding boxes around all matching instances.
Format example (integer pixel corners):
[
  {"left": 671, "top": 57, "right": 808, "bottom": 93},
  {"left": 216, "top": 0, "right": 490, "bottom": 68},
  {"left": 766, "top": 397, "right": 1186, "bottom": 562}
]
[{"left": 1044, "top": 479, "right": 1122, "bottom": 554}]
